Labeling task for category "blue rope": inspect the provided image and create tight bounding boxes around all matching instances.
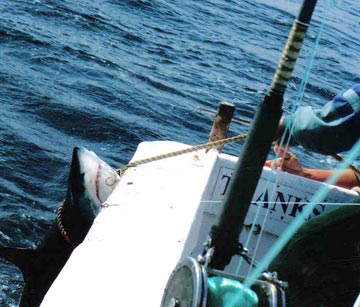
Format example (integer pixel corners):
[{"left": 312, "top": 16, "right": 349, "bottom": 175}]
[
  {"left": 278, "top": 0, "right": 334, "bottom": 153},
  {"left": 234, "top": 0, "right": 334, "bottom": 277},
  {"left": 229, "top": 136, "right": 360, "bottom": 307},
  {"left": 244, "top": 139, "right": 360, "bottom": 289},
  {"left": 242, "top": 0, "right": 335, "bottom": 278},
  {"left": 226, "top": 3, "right": 360, "bottom": 306}
]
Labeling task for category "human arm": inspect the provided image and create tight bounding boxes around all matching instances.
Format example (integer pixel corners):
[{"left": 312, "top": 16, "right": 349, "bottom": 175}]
[
  {"left": 265, "top": 146, "right": 359, "bottom": 189},
  {"left": 298, "top": 168, "right": 358, "bottom": 190},
  {"left": 275, "top": 83, "right": 360, "bottom": 155}
]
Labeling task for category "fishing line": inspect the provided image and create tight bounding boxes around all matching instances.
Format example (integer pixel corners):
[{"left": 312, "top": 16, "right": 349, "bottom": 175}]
[
  {"left": 227, "top": 139, "right": 360, "bottom": 307},
  {"left": 250, "top": 0, "right": 334, "bottom": 265},
  {"left": 232, "top": 0, "right": 334, "bottom": 281},
  {"left": 243, "top": 138, "right": 360, "bottom": 289},
  {"left": 277, "top": 0, "right": 333, "bottom": 154},
  {"left": 199, "top": 200, "right": 360, "bottom": 206},
  {"left": 248, "top": 0, "right": 333, "bottom": 280}
]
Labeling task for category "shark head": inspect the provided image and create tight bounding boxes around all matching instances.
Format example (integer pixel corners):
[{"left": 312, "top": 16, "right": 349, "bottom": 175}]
[
  {"left": 62, "top": 147, "right": 121, "bottom": 245},
  {"left": 0, "top": 146, "right": 121, "bottom": 307},
  {"left": 70, "top": 147, "right": 120, "bottom": 221}
]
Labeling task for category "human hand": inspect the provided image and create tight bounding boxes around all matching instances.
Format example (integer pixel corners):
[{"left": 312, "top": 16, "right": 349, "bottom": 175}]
[{"left": 265, "top": 146, "right": 304, "bottom": 176}]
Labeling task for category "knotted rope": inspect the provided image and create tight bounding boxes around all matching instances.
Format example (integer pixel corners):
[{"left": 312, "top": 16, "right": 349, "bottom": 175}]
[
  {"left": 116, "top": 133, "right": 360, "bottom": 180},
  {"left": 116, "top": 133, "right": 247, "bottom": 176}
]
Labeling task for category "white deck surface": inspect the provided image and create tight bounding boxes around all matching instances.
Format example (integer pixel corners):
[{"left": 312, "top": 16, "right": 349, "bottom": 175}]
[{"left": 40, "top": 141, "right": 359, "bottom": 306}]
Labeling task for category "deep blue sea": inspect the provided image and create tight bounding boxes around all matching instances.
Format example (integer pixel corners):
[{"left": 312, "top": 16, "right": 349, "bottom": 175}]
[{"left": 1, "top": 0, "right": 359, "bottom": 305}]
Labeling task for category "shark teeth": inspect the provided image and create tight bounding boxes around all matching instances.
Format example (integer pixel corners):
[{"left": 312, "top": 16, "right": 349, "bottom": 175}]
[{"left": 75, "top": 147, "right": 121, "bottom": 216}]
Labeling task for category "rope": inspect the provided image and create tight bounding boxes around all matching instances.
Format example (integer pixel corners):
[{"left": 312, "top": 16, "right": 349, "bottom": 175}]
[
  {"left": 116, "top": 133, "right": 247, "bottom": 176},
  {"left": 244, "top": 138, "right": 360, "bottom": 292},
  {"left": 56, "top": 199, "right": 74, "bottom": 247},
  {"left": 239, "top": 0, "right": 334, "bottom": 281},
  {"left": 116, "top": 132, "right": 360, "bottom": 181}
]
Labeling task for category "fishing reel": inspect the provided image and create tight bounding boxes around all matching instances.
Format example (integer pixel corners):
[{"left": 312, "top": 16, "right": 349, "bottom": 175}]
[
  {"left": 161, "top": 248, "right": 287, "bottom": 307},
  {"left": 161, "top": 257, "right": 208, "bottom": 307}
]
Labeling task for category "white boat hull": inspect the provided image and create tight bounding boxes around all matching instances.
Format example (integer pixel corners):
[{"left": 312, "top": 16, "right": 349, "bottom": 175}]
[{"left": 40, "top": 141, "right": 358, "bottom": 306}]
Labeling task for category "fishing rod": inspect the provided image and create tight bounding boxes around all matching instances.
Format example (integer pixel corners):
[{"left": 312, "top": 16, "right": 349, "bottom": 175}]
[
  {"left": 208, "top": 0, "right": 318, "bottom": 270},
  {"left": 161, "top": 1, "right": 319, "bottom": 306}
]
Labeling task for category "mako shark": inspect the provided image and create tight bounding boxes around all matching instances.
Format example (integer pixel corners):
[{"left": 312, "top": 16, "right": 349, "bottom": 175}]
[{"left": 0, "top": 147, "right": 120, "bottom": 307}]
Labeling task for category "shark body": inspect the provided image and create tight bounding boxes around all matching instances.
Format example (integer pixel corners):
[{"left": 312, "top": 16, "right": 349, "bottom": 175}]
[{"left": 0, "top": 147, "right": 120, "bottom": 307}]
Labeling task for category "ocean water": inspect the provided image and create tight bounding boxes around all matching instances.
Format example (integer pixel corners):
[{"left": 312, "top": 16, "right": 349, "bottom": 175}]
[{"left": 0, "top": 0, "right": 359, "bottom": 305}]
